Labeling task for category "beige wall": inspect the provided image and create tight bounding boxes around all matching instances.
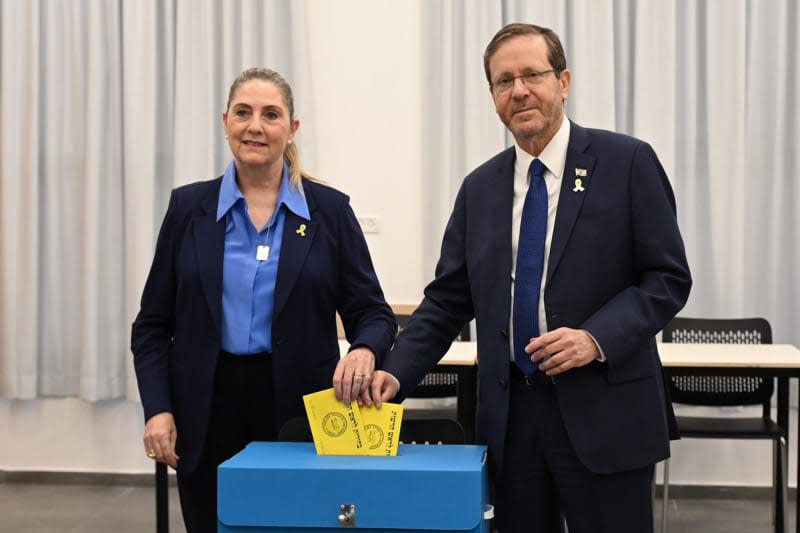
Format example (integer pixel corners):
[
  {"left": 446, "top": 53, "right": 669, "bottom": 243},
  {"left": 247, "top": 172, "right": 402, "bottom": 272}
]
[{"left": 306, "top": 0, "right": 426, "bottom": 306}]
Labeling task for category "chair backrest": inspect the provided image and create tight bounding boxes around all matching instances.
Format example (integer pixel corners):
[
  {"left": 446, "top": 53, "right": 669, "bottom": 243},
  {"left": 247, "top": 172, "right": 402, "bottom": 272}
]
[
  {"left": 398, "top": 418, "right": 466, "bottom": 445},
  {"left": 278, "top": 417, "right": 466, "bottom": 446},
  {"left": 662, "top": 317, "right": 773, "bottom": 410},
  {"left": 396, "top": 309, "right": 470, "bottom": 399}
]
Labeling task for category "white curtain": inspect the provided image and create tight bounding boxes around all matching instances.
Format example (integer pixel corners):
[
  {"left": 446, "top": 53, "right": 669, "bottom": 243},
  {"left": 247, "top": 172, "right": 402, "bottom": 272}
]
[
  {"left": 1, "top": 0, "right": 798, "bottom": 401},
  {"left": 0, "top": 0, "right": 314, "bottom": 400},
  {"left": 422, "top": 0, "right": 800, "bottom": 347},
  {"left": 419, "top": 1, "right": 506, "bottom": 274}
]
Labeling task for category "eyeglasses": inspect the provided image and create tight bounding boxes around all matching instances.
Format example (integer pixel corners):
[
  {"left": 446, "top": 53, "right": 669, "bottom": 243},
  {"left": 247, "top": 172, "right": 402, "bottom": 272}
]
[{"left": 491, "top": 70, "right": 556, "bottom": 94}]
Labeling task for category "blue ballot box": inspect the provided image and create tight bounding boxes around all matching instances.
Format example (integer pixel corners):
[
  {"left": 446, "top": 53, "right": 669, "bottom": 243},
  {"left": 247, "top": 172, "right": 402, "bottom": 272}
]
[{"left": 218, "top": 441, "right": 492, "bottom": 532}]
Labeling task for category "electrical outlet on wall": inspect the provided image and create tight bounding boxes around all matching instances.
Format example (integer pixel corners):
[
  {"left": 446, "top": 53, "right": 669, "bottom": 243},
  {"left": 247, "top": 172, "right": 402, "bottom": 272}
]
[{"left": 357, "top": 215, "right": 380, "bottom": 234}]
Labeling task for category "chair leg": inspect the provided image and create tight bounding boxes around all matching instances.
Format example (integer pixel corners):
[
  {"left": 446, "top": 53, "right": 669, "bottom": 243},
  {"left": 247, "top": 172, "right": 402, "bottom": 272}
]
[{"left": 661, "top": 458, "right": 670, "bottom": 533}]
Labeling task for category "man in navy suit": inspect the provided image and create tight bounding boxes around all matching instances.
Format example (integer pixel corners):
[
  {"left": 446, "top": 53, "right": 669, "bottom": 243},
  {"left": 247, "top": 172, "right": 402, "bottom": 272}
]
[{"left": 369, "top": 23, "right": 691, "bottom": 533}]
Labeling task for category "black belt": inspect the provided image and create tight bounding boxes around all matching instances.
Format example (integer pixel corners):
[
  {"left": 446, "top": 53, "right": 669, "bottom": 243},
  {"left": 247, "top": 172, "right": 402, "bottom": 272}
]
[{"left": 510, "top": 363, "right": 554, "bottom": 386}]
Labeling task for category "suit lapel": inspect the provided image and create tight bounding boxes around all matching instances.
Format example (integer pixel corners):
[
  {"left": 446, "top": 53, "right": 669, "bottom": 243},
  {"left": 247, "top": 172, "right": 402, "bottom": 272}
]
[
  {"left": 193, "top": 179, "right": 226, "bottom": 335},
  {"left": 273, "top": 184, "right": 316, "bottom": 319},
  {"left": 494, "top": 149, "right": 515, "bottom": 304},
  {"left": 546, "top": 124, "right": 596, "bottom": 286}
]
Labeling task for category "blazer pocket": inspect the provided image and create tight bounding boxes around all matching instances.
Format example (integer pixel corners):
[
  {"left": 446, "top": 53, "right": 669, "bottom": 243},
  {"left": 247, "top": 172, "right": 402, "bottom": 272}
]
[{"left": 605, "top": 352, "right": 657, "bottom": 385}]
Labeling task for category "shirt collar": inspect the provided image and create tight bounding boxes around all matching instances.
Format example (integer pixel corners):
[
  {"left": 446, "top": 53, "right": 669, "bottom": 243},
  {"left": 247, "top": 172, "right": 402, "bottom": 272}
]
[
  {"left": 216, "top": 161, "right": 310, "bottom": 222},
  {"left": 217, "top": 161, "right": 243, "bottom": 221},
  {"left": 513, "top": 116, "right": 571, "bottom": 180}
]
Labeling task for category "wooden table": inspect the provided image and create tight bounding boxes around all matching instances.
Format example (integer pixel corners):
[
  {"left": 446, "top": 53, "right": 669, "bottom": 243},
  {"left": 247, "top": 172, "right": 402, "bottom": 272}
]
[{"left": 659, "top": 342, "right": 800, "bottom": 533}]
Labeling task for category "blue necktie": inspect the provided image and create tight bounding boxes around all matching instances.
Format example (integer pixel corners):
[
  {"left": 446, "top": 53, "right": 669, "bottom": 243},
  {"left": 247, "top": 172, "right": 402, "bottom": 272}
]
[{"left": 513, "top": 159, "right": 547, "bottom": 378}]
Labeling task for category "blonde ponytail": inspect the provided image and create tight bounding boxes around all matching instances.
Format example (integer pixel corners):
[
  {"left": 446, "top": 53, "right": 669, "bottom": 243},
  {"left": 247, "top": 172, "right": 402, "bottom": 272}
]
[{"left": 284, "top": 141, "right": 317, "bottom": 188}]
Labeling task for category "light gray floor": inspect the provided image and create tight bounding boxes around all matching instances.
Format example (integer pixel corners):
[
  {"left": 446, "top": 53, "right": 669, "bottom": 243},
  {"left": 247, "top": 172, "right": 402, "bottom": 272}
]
[
  {"left": 655, "top": 496, "right": 795, "bottom": 533},
  {"left": 0, "top": 480, "right": 794, "bottom": 533},
  {"left": 0, "top": 482, "right": 185, "bottom": 533}
]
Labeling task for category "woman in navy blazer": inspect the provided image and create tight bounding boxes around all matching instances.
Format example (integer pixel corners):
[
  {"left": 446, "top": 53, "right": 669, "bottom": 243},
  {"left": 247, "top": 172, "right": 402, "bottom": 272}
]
[{"left": 131, "top": 67, "right": 396, "bottom": 532}]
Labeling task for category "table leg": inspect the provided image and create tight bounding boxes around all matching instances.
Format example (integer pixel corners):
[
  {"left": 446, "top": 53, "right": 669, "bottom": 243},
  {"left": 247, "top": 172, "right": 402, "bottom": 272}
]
[
  {"left": 773, "top": 378, "right": 789, "bottom": 533},
  {"left": 457, "top": 366, "right": 477, "bottom": 443},
  {"left": 156, "top": 461, "right": 169, "bottom": 533},
  {"left": 794, "top": 377, "right": 799, "bottom": 533}
]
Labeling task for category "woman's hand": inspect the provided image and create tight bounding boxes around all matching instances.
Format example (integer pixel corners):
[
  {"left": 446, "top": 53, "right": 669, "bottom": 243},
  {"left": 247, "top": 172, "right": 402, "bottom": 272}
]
[
  {"left": 333, "top": 347, "right": 376, "bottom": 406},
  {"left": 143, "top": 412, "right": 180, "bottom": 469}
]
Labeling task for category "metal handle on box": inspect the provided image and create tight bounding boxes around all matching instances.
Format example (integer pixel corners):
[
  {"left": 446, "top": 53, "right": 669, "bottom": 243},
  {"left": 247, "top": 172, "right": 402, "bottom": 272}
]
[{"left": 338, "top": 503, "right": 356, "bottom": 527}]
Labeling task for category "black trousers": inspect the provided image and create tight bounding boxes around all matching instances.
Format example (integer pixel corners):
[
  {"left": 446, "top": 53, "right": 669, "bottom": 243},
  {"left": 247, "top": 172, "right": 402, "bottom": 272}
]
[
  {"left": 494, "top": 367, "right": 654, "bottom": 533},
  {"left": 176, "top": 351, "right": 276, "bottom": 533}
]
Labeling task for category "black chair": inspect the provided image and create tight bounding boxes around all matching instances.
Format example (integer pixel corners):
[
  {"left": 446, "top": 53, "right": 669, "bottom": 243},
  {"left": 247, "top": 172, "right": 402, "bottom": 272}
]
[
  {"left": 660, "top": 317, "right": 787, "bottom": 533},
  {"left": 278, "top": 416, "right": 465, "bottom": 446},
  {"left": 278, "top": 416, "right": 314, "bottom": 442}
]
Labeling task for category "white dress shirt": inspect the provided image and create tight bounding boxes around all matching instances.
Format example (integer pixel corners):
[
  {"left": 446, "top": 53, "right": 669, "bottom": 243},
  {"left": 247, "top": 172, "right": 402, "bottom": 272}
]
[
  {"left": 508, "top": 117, "right": 570, "bottom": 360},
  {"left": 508, "top": 117, "right": 605, "bottom": 363}
]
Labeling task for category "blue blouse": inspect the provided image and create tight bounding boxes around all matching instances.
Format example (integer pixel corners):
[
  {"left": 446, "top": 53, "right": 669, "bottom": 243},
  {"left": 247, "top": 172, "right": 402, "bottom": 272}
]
[{"left": 216, "top": 161, "right": 310, "bottom": 354}]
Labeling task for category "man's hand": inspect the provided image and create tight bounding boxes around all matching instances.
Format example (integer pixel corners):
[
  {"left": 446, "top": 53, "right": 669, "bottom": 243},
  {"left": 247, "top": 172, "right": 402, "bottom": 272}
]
[
  {"left": 365, "top": 370, "right": 401, "bottom": 408},
  {"left": 527, "top": 327, "right": 600, "bottom": 376}
]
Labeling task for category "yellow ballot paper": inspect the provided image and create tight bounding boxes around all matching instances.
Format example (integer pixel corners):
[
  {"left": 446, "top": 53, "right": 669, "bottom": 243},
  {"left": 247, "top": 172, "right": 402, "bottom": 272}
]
[
  {"left": 359, "top": 402, "right": 404, "bottom": 456},
  {"left": 303, "top": 388, "right": 404, "bottom": 456},
  {"left": 303, "top": 388, "right": 367, "bottom": 455}
]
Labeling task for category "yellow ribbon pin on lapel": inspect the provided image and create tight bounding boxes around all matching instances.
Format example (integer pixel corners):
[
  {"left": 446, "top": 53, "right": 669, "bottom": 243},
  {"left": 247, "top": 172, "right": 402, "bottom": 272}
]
[
  {"left": 296, "top": 223, "right": 307, "bottom": 237},
  {"left": 573, "top": 168, "right": 587, "bottom": 191}
]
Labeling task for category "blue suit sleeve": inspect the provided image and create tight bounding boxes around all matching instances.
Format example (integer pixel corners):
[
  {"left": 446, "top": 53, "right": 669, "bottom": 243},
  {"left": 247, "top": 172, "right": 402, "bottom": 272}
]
[
  {"left": 383, "top": 181, "right": 475, "bottom": 396},
  {"left": 335, "top": 198, "right": 397, "bottom": 367},
  {"left": 131, "top": 190, "right": 179, "bottom": 421},
  {"left": 582, "top": 142, "right": 692, "bottom": 381}
]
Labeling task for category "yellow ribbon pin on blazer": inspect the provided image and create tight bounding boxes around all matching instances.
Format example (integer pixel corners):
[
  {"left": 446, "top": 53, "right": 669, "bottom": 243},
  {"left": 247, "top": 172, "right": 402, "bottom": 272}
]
[{"left": 296, "top": 224, "right": 307, "bottom": 237}]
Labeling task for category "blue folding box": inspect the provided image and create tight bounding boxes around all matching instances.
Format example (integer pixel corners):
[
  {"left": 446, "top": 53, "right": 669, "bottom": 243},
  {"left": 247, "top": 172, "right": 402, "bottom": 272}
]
[{"left": 218, "top": 441, "right": 491, "bottom": 532}]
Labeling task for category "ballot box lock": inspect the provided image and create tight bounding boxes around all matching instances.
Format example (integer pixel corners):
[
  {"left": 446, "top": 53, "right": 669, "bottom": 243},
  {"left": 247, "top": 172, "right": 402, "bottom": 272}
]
[{"left": 337, "top": 504, "right": 356, "bottom": 527}]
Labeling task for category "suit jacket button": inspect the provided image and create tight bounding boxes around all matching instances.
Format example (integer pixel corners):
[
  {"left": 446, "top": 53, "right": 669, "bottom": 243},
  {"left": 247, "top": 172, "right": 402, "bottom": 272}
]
[
  {"left": 498, "top": 378, "right": 508, "bottom": 390},
  {"left": 500, "top": 329, "right": 509, "bottom": 339}
]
